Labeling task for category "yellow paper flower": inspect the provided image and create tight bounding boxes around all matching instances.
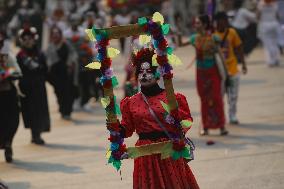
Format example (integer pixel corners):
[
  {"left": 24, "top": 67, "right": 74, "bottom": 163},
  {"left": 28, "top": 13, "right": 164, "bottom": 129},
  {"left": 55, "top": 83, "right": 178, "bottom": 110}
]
[
  {"left": 85, "top": 29, "right": 96, "bottom": 41},
  {"left": 101, "top": 97, "right": 110, "bottom": 108},
  {"left": 152, "top": 12, "right": 164, "bottom": 24},
  {"left": 107, "top": 47, "right": 120, "bottom": 58},
  {"left": 152, "top": 54, "right": 158, "bottom": 66},
  {"left": 139, "top": 35, "right": 151, "bottom": 46},
  {"left": 168, "top": 54, "right": 182, "bottom": 67}
]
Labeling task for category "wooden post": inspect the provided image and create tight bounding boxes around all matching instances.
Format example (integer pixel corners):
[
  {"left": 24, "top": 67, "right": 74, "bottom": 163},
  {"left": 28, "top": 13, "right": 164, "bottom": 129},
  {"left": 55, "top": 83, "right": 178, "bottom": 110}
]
[
  {"left": 97, "top": 24, "right": 145, "bottom": 39},
  {"left": 103, "top": 87, "right": 117, "bottom": 123}
]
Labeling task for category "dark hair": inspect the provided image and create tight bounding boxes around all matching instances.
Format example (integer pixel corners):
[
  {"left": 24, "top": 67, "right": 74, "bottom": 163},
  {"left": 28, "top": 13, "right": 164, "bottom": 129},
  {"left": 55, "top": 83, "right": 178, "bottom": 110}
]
[
  {"left": 50, "top": 25, "right": 63, "bottom": 37},
  {"left": 234, "top": 0, "right": 244, "bottom": 9},
  {"left": 198, "top": 14, "right": 212, "bottom": 31},
  {"left": 214, "top": 11, "right": 228, "bottom": 21},
  {"left": 131, "top": 48, "right": 157, "bottom": 76}
]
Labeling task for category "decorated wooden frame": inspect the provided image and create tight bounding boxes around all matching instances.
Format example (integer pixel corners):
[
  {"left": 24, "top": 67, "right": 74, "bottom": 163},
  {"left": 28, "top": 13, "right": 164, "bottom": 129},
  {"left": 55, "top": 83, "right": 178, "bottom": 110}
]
[{"left": 85, "top": 12, "right": 192, "bottom": 171}]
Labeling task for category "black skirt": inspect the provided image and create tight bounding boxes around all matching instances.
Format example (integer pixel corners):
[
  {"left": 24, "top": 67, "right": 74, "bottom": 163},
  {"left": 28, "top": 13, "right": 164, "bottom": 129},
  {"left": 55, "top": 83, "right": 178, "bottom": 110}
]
[{"left": 0, "top": 86, "right": 19, "bottom": 148}]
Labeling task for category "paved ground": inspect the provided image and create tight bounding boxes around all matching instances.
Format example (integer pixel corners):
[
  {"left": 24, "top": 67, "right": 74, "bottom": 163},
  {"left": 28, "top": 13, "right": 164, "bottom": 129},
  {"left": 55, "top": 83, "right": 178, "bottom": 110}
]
[{"left": 0, "top": 43, "right": 284, "bottom": 189}]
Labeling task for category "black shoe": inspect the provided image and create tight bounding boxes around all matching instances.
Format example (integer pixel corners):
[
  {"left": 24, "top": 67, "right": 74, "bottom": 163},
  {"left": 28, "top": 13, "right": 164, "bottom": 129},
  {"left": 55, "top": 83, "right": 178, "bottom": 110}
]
[
  {"left": 4, "top": 147, "right": 13, "bottom": 163},
  {"left": 220, "top": 129, "right": 229, "bottom": 136},
  {"left": 32, "top": 137, "right": 45, "bottom": 145}
]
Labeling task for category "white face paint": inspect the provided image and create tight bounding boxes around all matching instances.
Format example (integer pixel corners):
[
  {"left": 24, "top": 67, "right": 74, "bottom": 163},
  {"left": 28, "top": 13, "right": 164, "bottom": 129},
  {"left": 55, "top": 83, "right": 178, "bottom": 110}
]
[{"left": 138, "top": 62, "right": 157, "bottom": 87}]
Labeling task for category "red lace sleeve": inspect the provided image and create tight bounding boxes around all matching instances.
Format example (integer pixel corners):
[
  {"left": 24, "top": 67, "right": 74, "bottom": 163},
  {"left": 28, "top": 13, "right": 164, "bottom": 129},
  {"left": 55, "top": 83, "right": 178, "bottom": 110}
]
[{"left": 120, "top": 97, "right": 135, "bottom": 138}]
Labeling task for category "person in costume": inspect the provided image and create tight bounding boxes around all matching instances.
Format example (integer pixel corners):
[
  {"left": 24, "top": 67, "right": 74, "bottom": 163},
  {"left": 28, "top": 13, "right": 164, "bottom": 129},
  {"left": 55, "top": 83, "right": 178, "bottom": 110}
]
[
  {"left": 214, "top": 12, "right": 247, "bottom": 125},
  {"left": 182, "top": 15, "right": 228, "bottom": 135},
  {"left": 17, "top": 27, "right": 50, "bottom": 145},
  {"left": 46, "top": 26, "right": 77, "bottom": 120},
  {"left": 0, "top": 33, "right": 22, "bottom": 163},
  {"left": 117, "top": 48, "right": 199, "bottom": 189}
]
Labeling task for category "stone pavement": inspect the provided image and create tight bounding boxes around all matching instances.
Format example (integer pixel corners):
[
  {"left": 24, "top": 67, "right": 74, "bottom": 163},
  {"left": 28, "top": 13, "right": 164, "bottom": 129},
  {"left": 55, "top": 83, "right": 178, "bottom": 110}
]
[{"left": 0, "top": 44, "right": 284, "bottom": 189}]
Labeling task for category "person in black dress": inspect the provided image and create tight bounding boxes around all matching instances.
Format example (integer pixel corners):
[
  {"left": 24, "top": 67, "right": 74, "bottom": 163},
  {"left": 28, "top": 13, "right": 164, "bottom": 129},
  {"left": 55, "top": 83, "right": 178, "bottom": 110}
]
[
  {"left": 17, "top": 27, "right": 50, "bottom": 145},
  {"left": 46, "top": 26, "right": 77, "bottom": 120},
  {"left": 0, "top": 33, "right": 22, "bottom": 162}
]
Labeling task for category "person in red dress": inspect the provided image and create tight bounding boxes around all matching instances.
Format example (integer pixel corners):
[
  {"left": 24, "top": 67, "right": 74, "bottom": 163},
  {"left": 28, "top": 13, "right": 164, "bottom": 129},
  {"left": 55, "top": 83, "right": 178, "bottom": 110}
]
[
  {"left": 181, "top": 15, "right": 227, "bottom": 135},
  {"left": 119, "top": 48, "right": 199, "bottom": 189}
]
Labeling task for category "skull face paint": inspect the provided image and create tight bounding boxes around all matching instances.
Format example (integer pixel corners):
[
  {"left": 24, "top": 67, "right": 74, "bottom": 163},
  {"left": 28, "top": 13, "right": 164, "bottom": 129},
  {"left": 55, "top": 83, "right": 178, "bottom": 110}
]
[{"left": 138, "top": 62, "right": 156, "bottom": 87}]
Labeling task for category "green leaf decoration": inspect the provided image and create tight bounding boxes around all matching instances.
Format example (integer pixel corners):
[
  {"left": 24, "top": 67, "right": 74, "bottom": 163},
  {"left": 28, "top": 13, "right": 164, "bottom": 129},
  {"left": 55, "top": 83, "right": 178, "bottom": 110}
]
[
  {"left": 115, "top": 103, "right": 121, "bottom": 115},
  {"left": 138, "top": 17, "right": 147, "bottom": 26},
  {"left": 112, "top": 76, "right": 119, "bottom": 88},
  {"left": 160, "top": 101, "right": 170, "bottom": 113},
  {"left": 92, "top": 26, "right": 97, "bottom": 36},
  {"left": 108, "top": 156, "right": 114, "bottom": 164},
  {"left": 154, "top": 71, "right": 160, "bottom": 79},
  {"left": 182, "top": 148, "right": 190, "bottom": 159},
  {"left": 180, "top": 120, "right": 192, "bottom": 129},
  {"left": 172, "top": 151, "right": 181, "bottom": 160},
  {"left": 166, "top": 47, "right": 174, "bottom": 55},
  {"left": 162, "top": 24, "right": 170, "bottom": 35},
  {"left": 113, "top": 160, "right": 122, "bottom": 171},
  {"left": 100, "top": 30, "right": 108, "bottom": 38}
]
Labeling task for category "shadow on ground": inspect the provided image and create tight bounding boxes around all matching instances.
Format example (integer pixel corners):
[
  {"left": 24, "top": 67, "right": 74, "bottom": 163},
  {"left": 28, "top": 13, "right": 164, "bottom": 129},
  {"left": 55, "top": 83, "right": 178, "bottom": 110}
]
[
  {"left": 12, "top": 160, "right": 83, "bottom": 174},
  {"left": 238, "top": 122, "right": 284, "bottom": 131},
  {"left": 6, "top": 182, "right": 31, "bottom": 189},
  {"left": 72, "top": 119, "right": 105, "bottom": 126},
  {"left": 44, "top": 143, "right": 105, "bottom": 152},
  {"left": 192, "top": 123, "right": 284, "bottom": 151}
]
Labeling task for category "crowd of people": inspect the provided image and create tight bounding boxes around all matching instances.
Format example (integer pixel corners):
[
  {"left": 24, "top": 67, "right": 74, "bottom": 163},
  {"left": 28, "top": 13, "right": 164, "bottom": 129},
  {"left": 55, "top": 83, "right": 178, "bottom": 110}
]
[{"left": 0, "top": 0, "right": 284, "bottom": 188}]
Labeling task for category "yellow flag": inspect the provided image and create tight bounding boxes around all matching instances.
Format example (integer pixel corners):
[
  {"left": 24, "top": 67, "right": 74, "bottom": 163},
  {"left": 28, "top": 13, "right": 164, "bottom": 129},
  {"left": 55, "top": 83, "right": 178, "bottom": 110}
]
[
  {"left": 139, "top": 35, "right": 151, "bottom": 46},
  {"left": 101, "top": 97, "right": 110, "bottom": 108},
  {"left": 168, "top": 54, "right": 183, "bottom": 67},
  {"left": 107, "top": 47, "right": 120, "bottom": 58},
  {"left": 152, "top": 54, "right": 158, "bottom": 66},
  {"left": 152, "top": 12, "right": 164, "bottom": 24},
  {"left": 85, "top": 62, "right": 101, "bottom": 69},
  {"left": 85, "top": 29, "right": 96, "bottom": 41}
]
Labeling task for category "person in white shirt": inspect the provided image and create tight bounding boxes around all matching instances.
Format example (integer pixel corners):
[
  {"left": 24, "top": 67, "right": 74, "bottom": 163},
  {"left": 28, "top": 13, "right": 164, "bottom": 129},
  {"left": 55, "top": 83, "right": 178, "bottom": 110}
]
[
  {"left": 257, "top": 0, "right": 282, "bottom": 67},
  {"left": 229, "top": 0, "right": 257, "bottom": 55}
]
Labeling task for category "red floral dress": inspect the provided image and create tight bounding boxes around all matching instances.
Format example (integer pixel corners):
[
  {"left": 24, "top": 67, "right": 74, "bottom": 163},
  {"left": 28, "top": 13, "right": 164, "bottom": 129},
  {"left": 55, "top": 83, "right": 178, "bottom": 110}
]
[{"left": 120, "top": 91, "right": 199, "bottom": 189}]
